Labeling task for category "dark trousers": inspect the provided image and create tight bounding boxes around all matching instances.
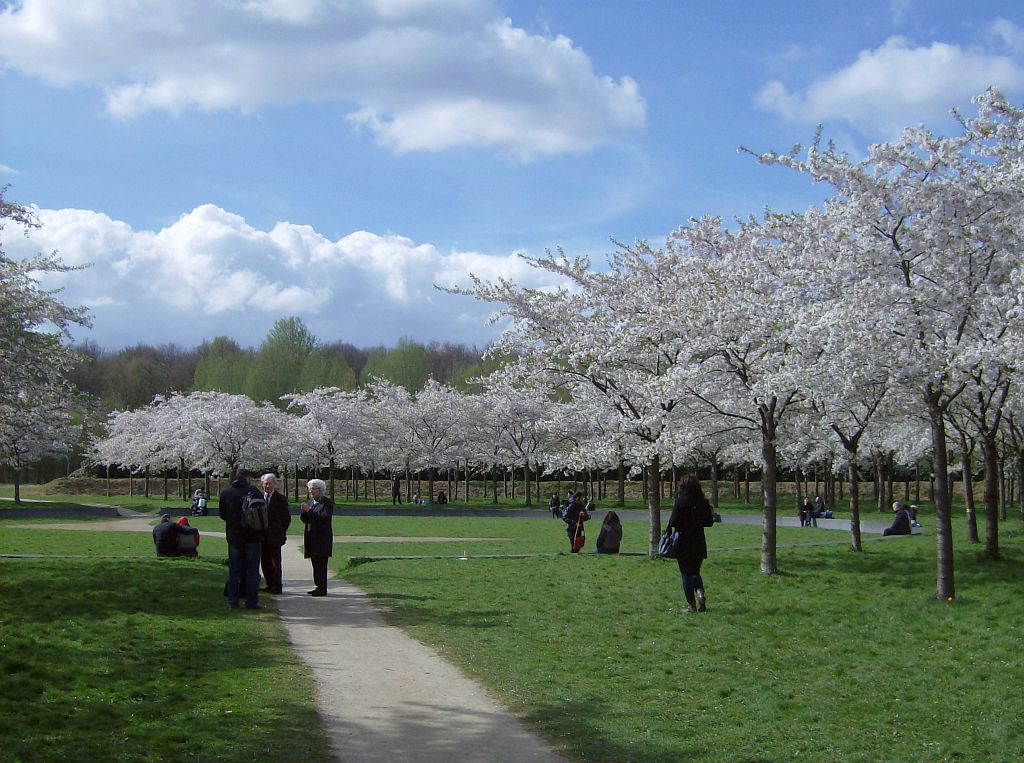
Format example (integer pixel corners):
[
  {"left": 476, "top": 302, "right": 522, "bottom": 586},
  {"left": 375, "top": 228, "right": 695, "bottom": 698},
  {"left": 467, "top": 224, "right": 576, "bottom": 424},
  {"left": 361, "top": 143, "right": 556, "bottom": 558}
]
[
  {"left": 261, "top": 540, "right": 283, "bottom": 593},
  {"left": 311, "top": 556, "right": 329, "bottom": 592},
  {"left": 677, "top": 556, "right": 705, "bottom": 606},
  {"left": 228, "top": 540, "right": 261, "bottom": 608}
]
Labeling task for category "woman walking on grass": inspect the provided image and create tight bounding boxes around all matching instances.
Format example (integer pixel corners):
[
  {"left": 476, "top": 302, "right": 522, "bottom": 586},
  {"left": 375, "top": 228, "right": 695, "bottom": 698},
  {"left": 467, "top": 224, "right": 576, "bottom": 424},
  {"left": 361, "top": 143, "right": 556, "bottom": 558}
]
[{"left": 668, "top": 474, "right": 715, "bottom": 612}]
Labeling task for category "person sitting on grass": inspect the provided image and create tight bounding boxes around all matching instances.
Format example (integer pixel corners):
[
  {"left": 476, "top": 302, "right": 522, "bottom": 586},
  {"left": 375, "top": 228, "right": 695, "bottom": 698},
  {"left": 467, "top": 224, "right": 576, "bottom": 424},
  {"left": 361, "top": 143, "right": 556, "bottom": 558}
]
[
  {"left": 909, "top": 504, "right": 922, "bottom": 527},
  {"left": 595, "top": 511, "right": 622, "bottom": 554},
  {"left": 153, "top": 513, "right": 199, "bottom": 557},
  {"left": 176, "top": 516, "right": 200, "bottom": 557},
  {"left": 883, "top": 501, "right": 912, "bottom": 536},
  {"left": 436, "top": 490, "right": 448, "bottom": 504}
]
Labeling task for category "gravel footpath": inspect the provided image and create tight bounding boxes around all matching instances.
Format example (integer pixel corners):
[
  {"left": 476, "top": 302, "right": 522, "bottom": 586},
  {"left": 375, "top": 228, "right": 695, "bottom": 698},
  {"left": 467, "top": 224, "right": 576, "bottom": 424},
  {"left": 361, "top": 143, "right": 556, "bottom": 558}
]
[{"left": 275, "top": 540, "right": 565, "bottom": 762}]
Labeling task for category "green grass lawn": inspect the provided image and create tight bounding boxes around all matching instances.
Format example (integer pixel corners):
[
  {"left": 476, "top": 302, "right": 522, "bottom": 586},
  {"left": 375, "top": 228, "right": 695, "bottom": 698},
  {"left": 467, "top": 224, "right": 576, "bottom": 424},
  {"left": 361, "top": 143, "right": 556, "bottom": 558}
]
[
  {"left": 3, "top": 503, "right": 1022, "bottom": 762},
  {"left": 0, "top": 529, "right": 331, "bottom": 763},
  {"left": 337, "top": 518, "right": 1024, "bottom": 762}
]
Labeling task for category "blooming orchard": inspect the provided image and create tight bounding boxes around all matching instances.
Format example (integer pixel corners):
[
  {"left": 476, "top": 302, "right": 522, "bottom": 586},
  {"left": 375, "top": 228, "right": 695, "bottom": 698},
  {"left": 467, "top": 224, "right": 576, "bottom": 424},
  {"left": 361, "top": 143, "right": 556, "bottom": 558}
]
[{"left": 83, "top": 91, "right": 1024, "bottom": 601}]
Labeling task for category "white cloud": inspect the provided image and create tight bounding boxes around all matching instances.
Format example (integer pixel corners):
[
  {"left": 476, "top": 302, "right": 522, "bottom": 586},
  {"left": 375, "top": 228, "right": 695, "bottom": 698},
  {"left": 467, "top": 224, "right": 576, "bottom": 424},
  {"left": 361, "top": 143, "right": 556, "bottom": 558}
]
[
  {"left": 0, "top": 202, "right": 569, "bottom": 348},
  {"left": 757, "top": 35, "right": 1024, "bottom": 135},
  {"left": 989, "top": 18, "right": 1024, "bottom": 55},
  {"left": 890, "top": 0, "right": 911, "bottom": 26},
  {"left": 0, "top": 0, "right": 644, "bottom": 158},
  {"left": 0, "top": 164, "right": 20, "bottom": 175}
]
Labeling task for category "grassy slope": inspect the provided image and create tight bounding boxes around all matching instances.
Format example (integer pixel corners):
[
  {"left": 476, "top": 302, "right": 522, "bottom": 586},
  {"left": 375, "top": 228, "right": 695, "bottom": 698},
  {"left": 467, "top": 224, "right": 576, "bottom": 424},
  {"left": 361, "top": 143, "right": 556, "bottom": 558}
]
[
  {"left": 338, "top": 518, "right": 1024, "bottom": 762},
  {"left": 3, "top": 504, "right": 1022, "bottom": 762},
  {"left": 0, "top": 533, "right": 331, "bottom": 762}
]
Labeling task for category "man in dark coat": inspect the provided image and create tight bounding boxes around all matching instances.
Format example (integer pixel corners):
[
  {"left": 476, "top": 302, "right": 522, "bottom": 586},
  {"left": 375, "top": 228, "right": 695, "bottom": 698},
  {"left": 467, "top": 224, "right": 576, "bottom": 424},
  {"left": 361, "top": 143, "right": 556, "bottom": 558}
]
[
  {"left": 219, "top": 468, "right": 263, "bottom": 609},
  {"left": 259, "top": 473, "right": 291, "bottom": 595},
  {"left": 391, "top": 474, "right": 402, "bottom": 505},
  {"left": 152, "top": 514, "right": 198, "bottom": 557},
  {"left": 883, "top": 501, "right": 913, "bottom": 536}
]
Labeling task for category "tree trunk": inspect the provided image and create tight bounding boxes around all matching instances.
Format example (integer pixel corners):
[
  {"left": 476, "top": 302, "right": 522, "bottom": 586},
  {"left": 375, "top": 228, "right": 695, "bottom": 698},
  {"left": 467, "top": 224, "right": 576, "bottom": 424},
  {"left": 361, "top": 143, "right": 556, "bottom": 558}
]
[
  {"left": 524, "top": 459, "right": 532, "bottom": 506},
  {"left": 926, "top": 392, "right": 956, "bottom": 601},
  {"left": 13, "top": 468, "right": 21, "bottom": 504},
  {"left": 914, "top": 461, "right": 921, "bottom": 502},
  {"left": 733, "top": 467, "right": 740, "bottom": 499},
  {"left": 875, "top": 458, "right": 884, "bottom": 512},
  {"left": 646, "top": 454, "right": 662, "bottom": 558},
  {"left": 848, "top": 460, "right": 863, "bottom": 552},
  {"left": 963, "top": 449, "right": 978, "bottom": 544},
  {"left": 144, "top": 469, "right": 150, "bottom": 498},
  {"left": 617, "top": 461, "right": 626, "bottom": 507},
  {"left": 428, "top": 466, "right": 435, "bottom": 504},
  {"left": 794, "top": 467, "right": 804, "bottom": 520},
  {"left": 981, "top": 433, "right": 1000, "bottom": 559},
  {"left": 760, "top": 421, "right": 779, "bottom": 575},
  {"left": 465, "top": 460, "right": 470, "bottom": 504},
  {"left": 744, "top": 464, "right": 750, "bottom": 504},
  {"left": 885, "top": 451, "right": 895, "bottom": 508},
  {"left": 163, "top": 472, "right": 168, "bottom": 501},
  {"left": 105, "top": 464, "right": 111, "bottom": 497},
  {"left": 1017, "top": 449, "right": 1024, "bottom": 532},
  {"left": 328, "top": 458, "right": 336, "bottom": 500},
  {"left": 999, "top": 456, "right": 1007, "bottom": 522},
  {"left": 492, "top": 463, "right": 498, "bottom": 504},
  {"left": 405, "top": 461, "right": 412, "bottom": 502},
  {"left": 710, "top": 454, "right": 720, "bottom": 506}
]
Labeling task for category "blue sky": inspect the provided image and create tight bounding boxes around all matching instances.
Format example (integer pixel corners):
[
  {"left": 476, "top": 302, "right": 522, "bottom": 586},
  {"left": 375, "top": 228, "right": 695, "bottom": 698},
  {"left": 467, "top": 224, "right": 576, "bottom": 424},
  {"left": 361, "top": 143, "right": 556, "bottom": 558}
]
[{"left": 2, "top": 0, "right": 1023, "bottom": 350}]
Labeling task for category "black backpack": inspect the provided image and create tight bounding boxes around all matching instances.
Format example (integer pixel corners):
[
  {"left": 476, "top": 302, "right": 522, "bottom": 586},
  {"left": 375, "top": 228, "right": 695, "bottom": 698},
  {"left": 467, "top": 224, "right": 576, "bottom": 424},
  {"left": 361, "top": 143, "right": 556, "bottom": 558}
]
[{"left": 241, "top": 493, "right": 269, "bottom": 533}]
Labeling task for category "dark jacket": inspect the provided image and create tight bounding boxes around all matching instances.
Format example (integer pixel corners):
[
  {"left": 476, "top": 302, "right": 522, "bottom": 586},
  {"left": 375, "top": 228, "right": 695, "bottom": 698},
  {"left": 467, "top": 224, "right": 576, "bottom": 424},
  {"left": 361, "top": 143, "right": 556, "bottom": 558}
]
[
  {"left": 153, "top": 517, "right": 198, "bottom": 556},
  {"left": 263, "top": 490, "right": 291, "bottom": 546},
  {"left": 885, "top": 507, "right": 912, "bottom": 536},
  {"left": 219, "top": 476, "right": 262, "bottom": 543},
  {"left": 595, "top": 521, "right": 622, "bottom": 553},
  {"left": 563, "top": 503, "right": 590, "bottom": 538},
  {"left": 668, "top": 493, "right": 715, "bottom": 562},
  {"left": 301, "top": 495, "right": 334, "bottom": 559}
]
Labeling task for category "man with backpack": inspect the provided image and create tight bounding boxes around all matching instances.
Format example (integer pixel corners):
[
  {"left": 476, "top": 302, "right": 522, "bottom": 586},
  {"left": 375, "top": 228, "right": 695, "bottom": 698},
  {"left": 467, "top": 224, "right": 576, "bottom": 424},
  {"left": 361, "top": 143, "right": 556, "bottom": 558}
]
[{"left": 219, "top": 468, "right": 265, "bottom": 610}]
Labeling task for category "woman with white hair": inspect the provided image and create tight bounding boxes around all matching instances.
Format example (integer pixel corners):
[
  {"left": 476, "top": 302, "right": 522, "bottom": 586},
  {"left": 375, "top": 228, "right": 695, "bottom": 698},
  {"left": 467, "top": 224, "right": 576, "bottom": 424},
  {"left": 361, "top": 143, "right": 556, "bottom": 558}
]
[{"left": 300, "top": 478, "right": 334, "bottom": 596}]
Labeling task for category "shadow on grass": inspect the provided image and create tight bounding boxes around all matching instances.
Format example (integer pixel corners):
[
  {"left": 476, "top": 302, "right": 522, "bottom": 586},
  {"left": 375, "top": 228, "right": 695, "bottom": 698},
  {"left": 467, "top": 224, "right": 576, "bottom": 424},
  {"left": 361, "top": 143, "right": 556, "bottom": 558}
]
[
  {"left": 521, "top": 694, "right": 707, "bottom": 763},
  {"left": 0, "top": 557, "right": 333, "bottom": 762}
]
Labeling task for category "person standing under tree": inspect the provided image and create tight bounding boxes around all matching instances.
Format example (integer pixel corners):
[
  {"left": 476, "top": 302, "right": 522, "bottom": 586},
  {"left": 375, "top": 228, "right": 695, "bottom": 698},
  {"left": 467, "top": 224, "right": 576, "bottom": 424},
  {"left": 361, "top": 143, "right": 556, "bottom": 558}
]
[
  {"left": 259, "top": 473, "right": 291, "bottom": 595},
  {"left": 391, "top": 473, "right": 402, "bottom": 505},
  {"left": 562, "top": 491, "right": 590, "bottom": 553},
  {"left": 301, "top": 479, "right": 334, "bottom": 596},
  {"left": 219, "top": 468, "right": 263, "bottom": 610},
  {"left": 668, "top": 474, "right": 715, "bottom": 613}
]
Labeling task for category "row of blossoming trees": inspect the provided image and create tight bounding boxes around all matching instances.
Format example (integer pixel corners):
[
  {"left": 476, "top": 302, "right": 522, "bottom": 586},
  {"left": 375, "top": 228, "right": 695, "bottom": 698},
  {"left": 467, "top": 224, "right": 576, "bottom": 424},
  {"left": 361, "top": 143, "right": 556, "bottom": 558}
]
[
  {"left": 453, "top": 89, "right": 1024, "bottom": 601},
  {"left": 90, "top": 91, "right": 1024, "bottom": 600}
]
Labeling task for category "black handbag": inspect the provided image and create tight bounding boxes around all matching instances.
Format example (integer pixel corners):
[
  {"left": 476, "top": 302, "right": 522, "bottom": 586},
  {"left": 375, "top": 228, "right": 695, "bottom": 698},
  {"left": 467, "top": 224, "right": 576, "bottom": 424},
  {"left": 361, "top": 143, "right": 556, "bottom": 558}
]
[{"left": 658, "top": 526, "right": 682, "bottom": 558}]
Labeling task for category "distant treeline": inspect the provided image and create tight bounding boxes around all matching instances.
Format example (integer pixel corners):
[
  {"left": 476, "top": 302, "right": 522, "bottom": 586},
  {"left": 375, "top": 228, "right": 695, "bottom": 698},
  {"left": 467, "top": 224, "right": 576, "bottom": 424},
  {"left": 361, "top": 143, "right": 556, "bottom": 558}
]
[{"left": 71, "top": 317, "right": 496, "bottom": 411}]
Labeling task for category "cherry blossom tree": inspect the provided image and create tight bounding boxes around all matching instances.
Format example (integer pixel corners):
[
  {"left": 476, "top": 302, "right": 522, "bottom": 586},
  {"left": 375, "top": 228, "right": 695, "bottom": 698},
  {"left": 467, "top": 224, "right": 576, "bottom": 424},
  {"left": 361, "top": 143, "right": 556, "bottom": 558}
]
[
  {"left": 758, "top": 89, "right": 1024, "bottom": 599},
  {"left": 1, "top": 189, "right": 90, "bottom": 495}
]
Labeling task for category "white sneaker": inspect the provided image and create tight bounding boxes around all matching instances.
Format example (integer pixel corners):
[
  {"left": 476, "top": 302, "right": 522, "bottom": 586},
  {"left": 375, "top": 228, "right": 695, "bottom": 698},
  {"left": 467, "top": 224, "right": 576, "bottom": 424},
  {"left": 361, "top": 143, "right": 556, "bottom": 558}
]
[{"left": 695, "top": 589, "right": 707, "bottom": 612}]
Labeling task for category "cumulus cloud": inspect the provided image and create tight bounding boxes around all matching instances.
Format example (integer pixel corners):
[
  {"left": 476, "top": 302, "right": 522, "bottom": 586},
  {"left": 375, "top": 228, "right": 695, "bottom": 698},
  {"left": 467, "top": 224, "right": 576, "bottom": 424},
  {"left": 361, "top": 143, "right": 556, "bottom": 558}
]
[
  {"left": 0, "top": 0, "right": 644, "bottom": 158},
  {"left": 0, "top": 202, "right": 569, "bottom": 347},
  {"left": 757, "top": 35, "right": 1024, "bottom": 135}
]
